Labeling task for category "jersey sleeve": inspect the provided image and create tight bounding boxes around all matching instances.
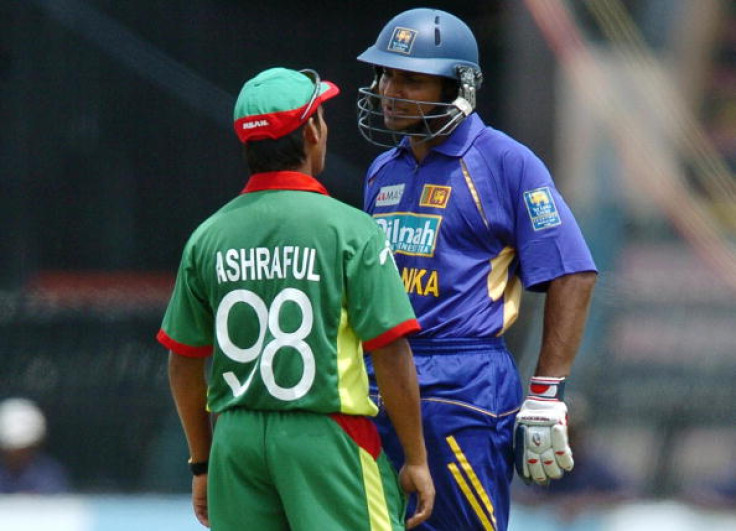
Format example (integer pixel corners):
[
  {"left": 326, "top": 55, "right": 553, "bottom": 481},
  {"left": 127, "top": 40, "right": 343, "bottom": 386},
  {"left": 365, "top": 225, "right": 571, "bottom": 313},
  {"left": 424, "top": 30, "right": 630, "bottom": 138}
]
[
  {"left": 157, "top": 238, "right": 214, "bottom": 357},
  {"left": 509, "top": 151, "right": 598, "bottom": 291},
  {"left": 345, "top": 223, "right": 420, "bottom": 350}
]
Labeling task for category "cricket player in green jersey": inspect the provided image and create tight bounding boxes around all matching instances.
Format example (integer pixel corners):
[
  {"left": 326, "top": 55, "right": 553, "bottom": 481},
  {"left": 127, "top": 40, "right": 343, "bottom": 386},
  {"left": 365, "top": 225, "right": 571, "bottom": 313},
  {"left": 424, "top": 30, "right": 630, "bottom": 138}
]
[{"left": 157, "top": 67, "right": 434, "bottom": 530}]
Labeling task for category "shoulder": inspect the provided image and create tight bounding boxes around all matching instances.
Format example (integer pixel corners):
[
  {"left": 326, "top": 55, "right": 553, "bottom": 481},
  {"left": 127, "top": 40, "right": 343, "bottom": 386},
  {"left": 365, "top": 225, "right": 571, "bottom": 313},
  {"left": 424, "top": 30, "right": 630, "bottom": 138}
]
[
  {"left": 471, "top": 125, "right": 545, "bottom": 170},
  {"left": 180, "top": 197, "right": 241, "bottom": 257},
  {"left": 466, "top": 126, "right": 552, "bottom": 195},
  {"left": 314, "top": 197, "right": 388, "bottom": 255},
  {"left": 322, "top": 195, "right": 382, "bottom": 232},
  {"left": 366, "top": 148, "right": 402, "bottom": 180},
  {"left": 185, "top": 209, "right": 224, "bottom": 250}
]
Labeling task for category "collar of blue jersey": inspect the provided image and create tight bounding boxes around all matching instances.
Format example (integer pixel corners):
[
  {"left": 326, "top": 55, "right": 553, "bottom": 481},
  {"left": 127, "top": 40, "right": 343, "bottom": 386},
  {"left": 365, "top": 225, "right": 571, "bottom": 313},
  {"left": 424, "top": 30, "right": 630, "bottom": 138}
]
[
  {"left": 396, "top": 112, "right": 483, "bottom": 158},
  {"left": 241, "top": 171, "right": 329, "bottom": 195}
]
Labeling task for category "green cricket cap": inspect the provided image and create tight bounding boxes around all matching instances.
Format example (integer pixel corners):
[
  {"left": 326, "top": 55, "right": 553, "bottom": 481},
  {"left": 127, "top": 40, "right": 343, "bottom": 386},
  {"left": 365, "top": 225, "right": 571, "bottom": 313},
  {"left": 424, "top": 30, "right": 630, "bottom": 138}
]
[{"left": 233, "top": 67, "right": 340, "bottom": 143}]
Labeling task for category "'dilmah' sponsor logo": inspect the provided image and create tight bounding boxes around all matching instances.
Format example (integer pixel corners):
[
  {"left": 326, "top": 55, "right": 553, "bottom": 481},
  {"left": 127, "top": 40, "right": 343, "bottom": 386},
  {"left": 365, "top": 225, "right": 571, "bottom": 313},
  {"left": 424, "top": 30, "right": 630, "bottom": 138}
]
[{"left": 373, "top": 213, "right": 441, "bottom": 257}]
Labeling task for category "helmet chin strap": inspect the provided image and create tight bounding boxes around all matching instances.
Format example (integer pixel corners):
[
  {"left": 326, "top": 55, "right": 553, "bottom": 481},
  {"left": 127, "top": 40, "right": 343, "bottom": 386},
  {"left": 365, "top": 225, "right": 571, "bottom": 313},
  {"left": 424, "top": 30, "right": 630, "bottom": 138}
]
[
  {"left": 456, "top": 66, "right": 482, "bottom": 110},
  {"left": 452, "top": 97, "right": 474, "bottom": 117}
]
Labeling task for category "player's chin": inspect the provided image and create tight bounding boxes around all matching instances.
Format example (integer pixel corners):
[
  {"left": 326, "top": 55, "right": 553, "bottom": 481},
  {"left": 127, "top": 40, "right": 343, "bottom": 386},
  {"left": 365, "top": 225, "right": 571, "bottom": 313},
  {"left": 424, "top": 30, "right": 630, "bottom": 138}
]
[{"left": 383, "top": 116, "right": 417, "bottom": 132}]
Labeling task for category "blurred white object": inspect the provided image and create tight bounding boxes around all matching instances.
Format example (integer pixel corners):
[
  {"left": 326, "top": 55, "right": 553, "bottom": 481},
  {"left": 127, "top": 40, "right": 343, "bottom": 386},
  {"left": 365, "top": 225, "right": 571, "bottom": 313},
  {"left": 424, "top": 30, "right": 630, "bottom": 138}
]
[{"left": 0, "top": 398, "right": 47, "bottom": 450}]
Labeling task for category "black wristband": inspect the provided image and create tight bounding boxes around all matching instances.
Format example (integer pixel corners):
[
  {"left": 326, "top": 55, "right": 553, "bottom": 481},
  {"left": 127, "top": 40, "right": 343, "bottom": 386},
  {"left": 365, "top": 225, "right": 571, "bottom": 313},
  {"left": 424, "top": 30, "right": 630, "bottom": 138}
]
[{"left": 188, "top": 459, "right": 209, "bottom": 476}]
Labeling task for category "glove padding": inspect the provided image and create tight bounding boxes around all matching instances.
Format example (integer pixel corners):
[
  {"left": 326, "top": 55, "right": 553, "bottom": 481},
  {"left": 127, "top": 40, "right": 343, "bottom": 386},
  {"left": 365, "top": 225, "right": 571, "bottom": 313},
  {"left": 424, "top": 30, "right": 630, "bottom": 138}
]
[{"left": 514, "top": 398, "right": 574, "bottom": 486}]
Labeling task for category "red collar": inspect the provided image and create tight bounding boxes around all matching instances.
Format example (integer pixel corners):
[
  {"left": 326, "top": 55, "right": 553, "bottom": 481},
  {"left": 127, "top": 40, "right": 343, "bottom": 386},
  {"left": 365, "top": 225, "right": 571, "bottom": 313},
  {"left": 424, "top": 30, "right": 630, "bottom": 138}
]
[{"left": 241, "top": 171, "right": 329, "bottom": 195}]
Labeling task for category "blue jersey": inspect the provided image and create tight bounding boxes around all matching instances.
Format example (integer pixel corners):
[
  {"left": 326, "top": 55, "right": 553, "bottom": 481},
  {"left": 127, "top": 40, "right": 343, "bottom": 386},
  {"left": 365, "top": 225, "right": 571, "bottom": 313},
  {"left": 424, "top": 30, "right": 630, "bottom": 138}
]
[
  {"left": 364, "top": 113, "right": 597, "bottom": 339},
  {"left": 364, "top": 113, "right": 596, "bottom": 530}
]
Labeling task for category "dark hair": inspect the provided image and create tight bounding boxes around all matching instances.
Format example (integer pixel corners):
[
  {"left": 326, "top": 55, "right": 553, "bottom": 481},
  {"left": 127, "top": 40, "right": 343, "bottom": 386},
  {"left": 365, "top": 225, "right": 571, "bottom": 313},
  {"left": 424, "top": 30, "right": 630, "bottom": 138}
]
[{"left": 243, "top": 124, "right": 306, "bottom": 173}]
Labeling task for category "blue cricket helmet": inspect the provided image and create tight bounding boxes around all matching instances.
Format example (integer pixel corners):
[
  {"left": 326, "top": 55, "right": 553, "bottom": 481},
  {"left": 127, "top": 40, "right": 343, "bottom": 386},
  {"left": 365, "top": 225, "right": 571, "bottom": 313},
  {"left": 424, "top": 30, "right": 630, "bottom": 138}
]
[
  {"left": 356, "top": 8, "right": 484, "bottom": 148},
  {"left": 357, "top": 7, "right": 481, "bottom": 80}
]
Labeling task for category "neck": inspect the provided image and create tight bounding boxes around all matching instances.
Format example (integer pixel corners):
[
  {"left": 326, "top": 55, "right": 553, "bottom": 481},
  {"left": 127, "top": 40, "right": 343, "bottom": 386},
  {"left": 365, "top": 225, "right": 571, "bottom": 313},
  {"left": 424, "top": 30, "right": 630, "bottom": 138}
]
[
  {"left": 294, "top": 146, "right": 322, "bottom": 176},
  {"left": 295, "top": 159, "right": 313, "bottom": 176},
  {"left": 409, "top": 135, "right": 444, "bottom": 163}
]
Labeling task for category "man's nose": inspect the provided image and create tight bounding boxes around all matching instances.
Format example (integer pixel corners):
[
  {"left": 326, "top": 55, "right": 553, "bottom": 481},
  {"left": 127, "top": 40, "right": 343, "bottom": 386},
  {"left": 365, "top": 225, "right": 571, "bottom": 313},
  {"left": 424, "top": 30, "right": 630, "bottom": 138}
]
[{"left": 382, "top": 78, "right": 403, "bottom": 98}]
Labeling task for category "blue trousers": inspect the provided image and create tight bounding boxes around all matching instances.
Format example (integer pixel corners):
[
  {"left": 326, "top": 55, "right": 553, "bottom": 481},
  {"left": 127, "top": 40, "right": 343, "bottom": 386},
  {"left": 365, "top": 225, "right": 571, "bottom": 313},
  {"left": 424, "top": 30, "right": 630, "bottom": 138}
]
[{"left": 367, "top": 338, "right": 523, "bottom": 531}]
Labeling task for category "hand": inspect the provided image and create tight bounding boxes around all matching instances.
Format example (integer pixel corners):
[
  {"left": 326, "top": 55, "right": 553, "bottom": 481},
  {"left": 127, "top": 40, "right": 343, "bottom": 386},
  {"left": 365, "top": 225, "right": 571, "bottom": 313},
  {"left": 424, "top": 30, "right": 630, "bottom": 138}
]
[
  {"left": 398, "top": 462, "right": 435, "bottom": 529},
  {"left": 514, "top": 377, "right": 574, "bottom": 486},
  {"left": 192, "top": 474, "right": 209, "bottom": 527}
]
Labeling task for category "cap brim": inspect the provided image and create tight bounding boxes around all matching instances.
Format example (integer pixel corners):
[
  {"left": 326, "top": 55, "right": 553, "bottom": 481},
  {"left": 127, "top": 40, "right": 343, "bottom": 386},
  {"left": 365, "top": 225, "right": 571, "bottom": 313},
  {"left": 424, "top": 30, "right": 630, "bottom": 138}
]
[{"left": 316, "top": 80, "right": 340, "bottom": 105}]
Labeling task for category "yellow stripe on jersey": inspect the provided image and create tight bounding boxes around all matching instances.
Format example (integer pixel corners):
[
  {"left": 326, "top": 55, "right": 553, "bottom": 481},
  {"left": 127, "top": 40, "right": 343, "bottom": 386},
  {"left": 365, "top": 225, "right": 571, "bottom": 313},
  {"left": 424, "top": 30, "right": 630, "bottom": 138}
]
[
  {"left": 501, "top": 275, "right": 522, "bottom": 335},
  {"left": 487, "top": 246, "right": 522, "bottom": 335},
  {"left": 461, "top": 157, "right": 523, "bottom": 337},
  {"left": 460, "top": 159, "right": 490, "bottom": 229},
  {"left": 487, "top": 247, "right": 514, "bottom": 301},
  {"left": 336, "top": 307, "right": 378, "bottom": 416},
  {"left": 447, "top": 436, "right": 497, "bottom": 530},
  {"left": 359, "top": 447, "right": 392, "bottom": 531}
]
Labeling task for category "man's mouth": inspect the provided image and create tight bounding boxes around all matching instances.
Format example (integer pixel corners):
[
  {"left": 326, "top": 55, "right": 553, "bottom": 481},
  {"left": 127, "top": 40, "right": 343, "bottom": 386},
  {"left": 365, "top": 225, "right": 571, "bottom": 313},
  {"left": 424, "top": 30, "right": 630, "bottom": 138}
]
[{"left": 383, "top": 105, "right": 409, "bottom": 118}]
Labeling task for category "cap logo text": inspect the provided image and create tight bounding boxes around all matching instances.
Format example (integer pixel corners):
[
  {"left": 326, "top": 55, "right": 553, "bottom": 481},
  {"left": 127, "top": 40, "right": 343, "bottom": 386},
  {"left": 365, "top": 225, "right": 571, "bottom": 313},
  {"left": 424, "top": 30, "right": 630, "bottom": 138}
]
[{"left": 242, "top": 119, "right": 270, "bottom": 130}]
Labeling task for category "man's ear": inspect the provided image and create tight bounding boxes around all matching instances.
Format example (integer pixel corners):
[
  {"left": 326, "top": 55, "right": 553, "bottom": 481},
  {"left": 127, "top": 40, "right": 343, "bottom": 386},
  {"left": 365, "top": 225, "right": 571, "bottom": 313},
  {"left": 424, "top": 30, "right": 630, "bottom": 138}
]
[{"left": 303, "top": 115, "right": 321, "bottom": 145}]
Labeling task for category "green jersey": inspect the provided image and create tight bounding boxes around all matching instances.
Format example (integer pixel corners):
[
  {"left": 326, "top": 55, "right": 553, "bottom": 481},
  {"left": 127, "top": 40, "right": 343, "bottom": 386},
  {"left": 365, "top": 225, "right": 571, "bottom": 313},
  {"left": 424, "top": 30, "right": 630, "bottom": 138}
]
[{"left": 157, "top": 171, "right": 419, "bottom": 416}]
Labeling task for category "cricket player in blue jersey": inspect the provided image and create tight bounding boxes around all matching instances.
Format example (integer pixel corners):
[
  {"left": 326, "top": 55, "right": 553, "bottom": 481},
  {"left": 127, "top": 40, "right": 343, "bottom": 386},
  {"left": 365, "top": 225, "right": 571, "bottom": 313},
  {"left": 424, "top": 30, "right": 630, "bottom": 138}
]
[{"left": 356, "top": 8, "right": 598, "bottom": 531}]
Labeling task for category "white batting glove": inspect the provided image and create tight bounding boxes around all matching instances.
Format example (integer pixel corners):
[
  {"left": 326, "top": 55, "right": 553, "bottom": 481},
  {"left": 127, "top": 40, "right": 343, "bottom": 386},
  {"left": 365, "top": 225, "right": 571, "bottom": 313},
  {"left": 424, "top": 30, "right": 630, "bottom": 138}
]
[{"left": 514, "top": 377, "right": 574, "bottom": 486}]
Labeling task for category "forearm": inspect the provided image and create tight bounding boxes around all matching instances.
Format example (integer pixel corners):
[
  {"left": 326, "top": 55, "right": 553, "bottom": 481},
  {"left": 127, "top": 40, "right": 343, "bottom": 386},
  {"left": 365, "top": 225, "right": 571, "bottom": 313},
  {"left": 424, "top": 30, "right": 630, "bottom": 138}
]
[
  {"left": 370, "top": 338, "right": 427, "bottom": 465},
  {"left": 168, "top": 352, "right": 212, "bottom": 462},
  {"left": 536, "top": 272, "right": 596, "bottom": 377}
]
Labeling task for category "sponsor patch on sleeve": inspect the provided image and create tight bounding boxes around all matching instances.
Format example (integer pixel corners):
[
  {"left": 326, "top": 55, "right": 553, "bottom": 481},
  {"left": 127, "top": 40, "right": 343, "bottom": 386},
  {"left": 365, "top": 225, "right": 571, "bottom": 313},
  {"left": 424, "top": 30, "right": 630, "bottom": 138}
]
[{"left": 523, "top": 187, "right": 561, "bottom": 230}]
